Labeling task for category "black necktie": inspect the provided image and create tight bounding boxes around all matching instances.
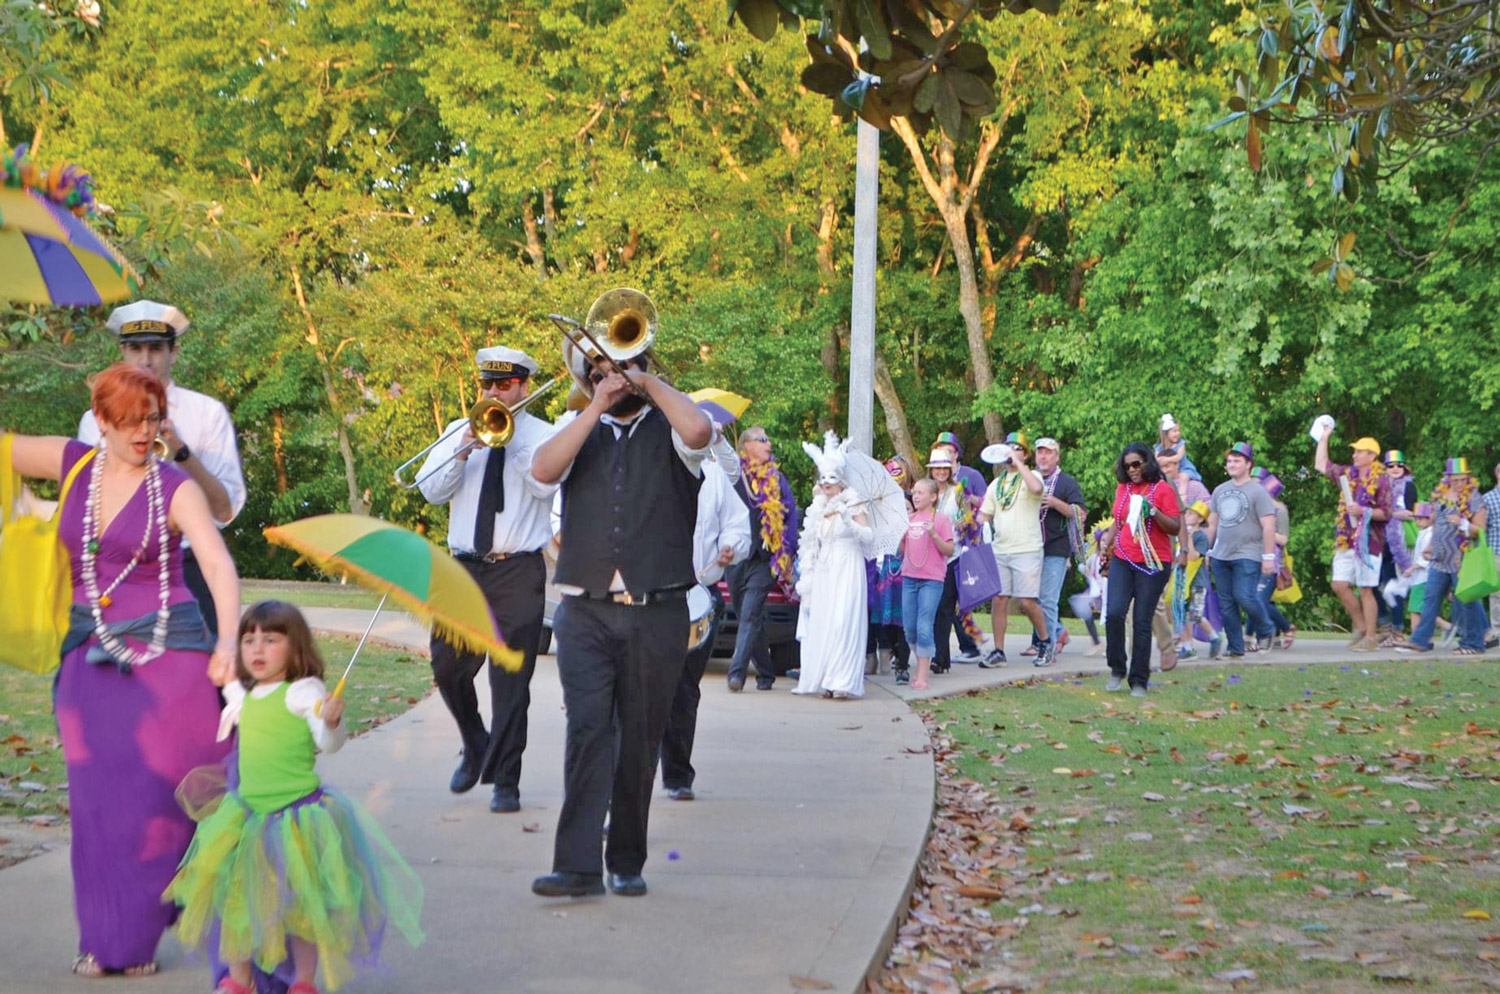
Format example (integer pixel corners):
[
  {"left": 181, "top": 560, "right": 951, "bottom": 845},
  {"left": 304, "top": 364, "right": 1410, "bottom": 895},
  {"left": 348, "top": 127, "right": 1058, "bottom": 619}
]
[{"left": 473, "top": 447, "right": 505, "bottom": 554}]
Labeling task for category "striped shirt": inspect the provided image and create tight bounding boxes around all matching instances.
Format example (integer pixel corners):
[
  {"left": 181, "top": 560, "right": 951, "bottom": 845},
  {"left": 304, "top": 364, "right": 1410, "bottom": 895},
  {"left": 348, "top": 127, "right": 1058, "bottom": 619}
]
[{"left": 1483, "top": 487, "right": 1500, "bottom": 552}]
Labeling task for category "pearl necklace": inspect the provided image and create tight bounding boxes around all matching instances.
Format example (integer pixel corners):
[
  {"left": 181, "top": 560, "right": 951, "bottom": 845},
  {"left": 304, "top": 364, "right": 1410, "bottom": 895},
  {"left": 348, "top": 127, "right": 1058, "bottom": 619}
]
[{"left": 80, "top": 444, "right": 171, "bottom": 670}]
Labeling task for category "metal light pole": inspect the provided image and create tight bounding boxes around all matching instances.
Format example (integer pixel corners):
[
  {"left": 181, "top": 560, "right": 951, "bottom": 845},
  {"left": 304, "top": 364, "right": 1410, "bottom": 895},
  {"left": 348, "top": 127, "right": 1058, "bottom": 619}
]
[{"left": 847, "top": 117, "right": 879, "bottom": 455}]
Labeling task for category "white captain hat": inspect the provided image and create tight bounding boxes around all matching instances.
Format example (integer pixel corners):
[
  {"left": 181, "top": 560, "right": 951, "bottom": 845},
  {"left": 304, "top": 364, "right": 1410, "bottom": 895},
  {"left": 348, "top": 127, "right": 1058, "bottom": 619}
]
[
  {"left": 106, "top": 300, "right": 190, "bottom": 344},
  {"left": 475, "top": 346, "right": 539, "bottom": 380}
]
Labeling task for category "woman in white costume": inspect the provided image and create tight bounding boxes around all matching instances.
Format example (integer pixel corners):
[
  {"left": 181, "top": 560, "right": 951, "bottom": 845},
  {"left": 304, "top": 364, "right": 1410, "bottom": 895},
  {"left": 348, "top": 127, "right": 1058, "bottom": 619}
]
[{"left": 794, "top": 433, "right": 876, "bottom": 699}]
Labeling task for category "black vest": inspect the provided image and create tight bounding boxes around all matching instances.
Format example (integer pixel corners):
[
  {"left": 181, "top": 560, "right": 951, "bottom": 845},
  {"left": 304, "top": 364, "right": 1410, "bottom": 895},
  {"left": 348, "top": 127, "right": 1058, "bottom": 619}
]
[
  {"left": 734, "top": 478, "right": 769, "bottom": 560},
  {"left": 554, "top": 408, "right": 702, "bottom": 597}
]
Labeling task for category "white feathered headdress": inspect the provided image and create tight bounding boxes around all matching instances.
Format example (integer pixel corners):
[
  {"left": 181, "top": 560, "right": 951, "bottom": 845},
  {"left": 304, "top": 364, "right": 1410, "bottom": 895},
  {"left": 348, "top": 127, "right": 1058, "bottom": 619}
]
[{"left": 802, "top": 430, "right": 851, "bottom": 486}]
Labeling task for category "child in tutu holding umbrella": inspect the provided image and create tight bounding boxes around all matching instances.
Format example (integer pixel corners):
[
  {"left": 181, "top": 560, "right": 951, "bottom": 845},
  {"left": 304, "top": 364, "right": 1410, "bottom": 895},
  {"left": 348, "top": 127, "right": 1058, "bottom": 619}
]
[{"left": 165, "top": 600, "right": 424, "bottom": 993}]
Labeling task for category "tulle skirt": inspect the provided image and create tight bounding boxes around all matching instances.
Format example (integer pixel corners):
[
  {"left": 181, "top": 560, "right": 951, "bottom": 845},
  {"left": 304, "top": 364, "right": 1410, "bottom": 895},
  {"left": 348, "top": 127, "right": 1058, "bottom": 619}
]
[{"left": 163, "top": 779, "right": 424, "bottom": 990}]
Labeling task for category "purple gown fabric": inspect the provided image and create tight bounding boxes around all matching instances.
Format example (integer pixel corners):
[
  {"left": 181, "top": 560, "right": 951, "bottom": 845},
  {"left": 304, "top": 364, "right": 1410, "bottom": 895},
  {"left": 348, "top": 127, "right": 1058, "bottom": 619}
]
[{"left": 53, "top": 440, "right": 229, "bottom": 970}]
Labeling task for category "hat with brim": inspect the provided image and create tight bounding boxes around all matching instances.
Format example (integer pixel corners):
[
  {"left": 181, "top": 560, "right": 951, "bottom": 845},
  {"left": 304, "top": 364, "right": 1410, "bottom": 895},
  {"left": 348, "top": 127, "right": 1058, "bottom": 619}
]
[
  {"left": 1413, "top": 501, "right": 1434, "bottom": 518},
  {"left": 1351, "top": 437, "right": 1381, "bottom": 455},
  {"left": 933, "top": 431, "right": 963, "bottom": 457},
  {"left": 1187, "top": 500, "right": 1210, "bottom": 519},
  {"left": 1254, "top": 468, "right": 1284, "bottom": 499},
  {"left": 926, "top": 448, "right": 954, "bottom": 468},
  {"left": 1035, "top": 437, "right": 1059, "bottom": 451},
  {"left": 1384, "top": 449, "right": 1405, "bottom": 467},
  {"left": 1225, "top": 441, "right": 1255, "bottom": 463},
  {"left": 106, "top": 300, "right": 188, "bottom": 344},
  {"left": 1445, "top": 457, "right": 1470, "bottom": 476},
  {"left": 476, "top": 346, "right": 539, "bottom": 380}
]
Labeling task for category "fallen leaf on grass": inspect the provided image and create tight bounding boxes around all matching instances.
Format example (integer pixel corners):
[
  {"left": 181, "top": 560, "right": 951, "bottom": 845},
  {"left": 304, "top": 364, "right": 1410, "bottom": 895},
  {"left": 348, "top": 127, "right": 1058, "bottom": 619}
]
[
  {"left": 1275, "top": 870, "right": 1304, "bottom": 880},
  {"left": 1178, "top": 894, "right": 1203, "bottom": 905},
  {"left": 1462, "top": 910, "right": 1492, "bottom": 920},
  {"left": 1368, "top": 885, "right": 1417, "bottom": 903},
  {"left": 1142, "top": 792, "right": 1167, "bottom": 802},
  {"left": 1371, "top": 964, "right": 1414, "bottom": 982},
  {"left": 956, "top": 884, "right": 1006, "bottom": 900},
  {"left": 1212, "top": 968, "right": 1258, "bottom": 982},
  {"left": 789, "top": 976, "right": 833, "bottom": 990}
]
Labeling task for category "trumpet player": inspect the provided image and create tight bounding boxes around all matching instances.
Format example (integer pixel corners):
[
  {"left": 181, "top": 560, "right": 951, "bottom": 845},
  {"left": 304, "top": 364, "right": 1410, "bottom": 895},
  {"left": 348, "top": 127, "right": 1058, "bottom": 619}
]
[
  {"left": 417, "top": 346, "right": 557, "bottom": 814},
  {"left": 78, "top": 301, "right": 246, "bottom": 636}
]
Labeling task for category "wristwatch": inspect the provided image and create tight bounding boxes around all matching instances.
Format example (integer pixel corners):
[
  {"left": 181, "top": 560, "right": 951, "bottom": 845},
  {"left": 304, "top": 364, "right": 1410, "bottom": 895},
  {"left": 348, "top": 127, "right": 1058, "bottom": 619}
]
[{"left": 173, "top": 442, "right": 192, "bottom": 464}]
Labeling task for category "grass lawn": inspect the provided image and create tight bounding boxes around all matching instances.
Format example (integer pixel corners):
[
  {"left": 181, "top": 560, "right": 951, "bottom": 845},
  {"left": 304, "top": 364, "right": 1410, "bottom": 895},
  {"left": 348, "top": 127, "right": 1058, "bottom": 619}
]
[
  {"left": 242, "top": 578, "right": 387, "bottom": 611},
  {"left": 880, "top": 661, "right": 1500, "bottom": 992},
  {"left": 0, "top": 633, "right": 432, "bottom": 825}
]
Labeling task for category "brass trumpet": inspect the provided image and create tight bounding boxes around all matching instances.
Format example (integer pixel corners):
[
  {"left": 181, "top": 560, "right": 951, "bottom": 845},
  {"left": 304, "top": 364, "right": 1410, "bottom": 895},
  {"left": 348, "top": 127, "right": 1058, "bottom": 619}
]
[
  {"left": 549, "top": 288, "right": 657, "bottom": 401},
  {"left": 151, "top": 436, "right": 171, "bottom": 460},
  {"left": 393, "top": 378, "right": 558, "bottom": 490}
]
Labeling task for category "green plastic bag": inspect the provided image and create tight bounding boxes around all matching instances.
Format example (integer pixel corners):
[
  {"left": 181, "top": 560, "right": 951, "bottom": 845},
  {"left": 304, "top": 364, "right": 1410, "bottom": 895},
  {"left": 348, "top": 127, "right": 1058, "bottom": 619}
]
[{"left": 1455, "top": 543, "right": 1500, "bottom": 604}]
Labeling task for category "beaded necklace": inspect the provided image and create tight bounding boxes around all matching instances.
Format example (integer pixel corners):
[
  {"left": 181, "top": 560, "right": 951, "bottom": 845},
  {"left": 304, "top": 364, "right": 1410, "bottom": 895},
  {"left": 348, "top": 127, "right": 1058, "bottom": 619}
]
[
  {"left": 992, "top": 471, "right": 1024, "bottom": 512},
  {"left": 1112, "top": 480, "right": 1165, "bottom": 574},
  {"left": 81, "top": 444, "right": 172, "bottom": 670},
  {"left": 905, "top": 509, "right": 938, "bottom": 569}
]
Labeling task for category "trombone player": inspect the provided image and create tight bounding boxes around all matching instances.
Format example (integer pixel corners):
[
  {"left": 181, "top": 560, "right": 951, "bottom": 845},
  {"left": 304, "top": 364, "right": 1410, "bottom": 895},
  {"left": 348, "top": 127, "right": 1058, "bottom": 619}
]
[
  {"left": 417, "top": 346, "right": 557, "bottom": 814},
  {"left": 531, "top": 290, "right": 712, "bottom": 899}
]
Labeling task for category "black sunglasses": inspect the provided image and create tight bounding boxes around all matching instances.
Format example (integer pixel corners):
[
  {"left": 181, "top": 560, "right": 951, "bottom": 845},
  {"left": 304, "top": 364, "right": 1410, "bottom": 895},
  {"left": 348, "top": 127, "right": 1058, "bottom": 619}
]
[
  {"left": 744, "top": 435, "right": 769, "bottom": 444},
  {"left": 1124, "top": 459, "right": 1145, "bottom": 470}
]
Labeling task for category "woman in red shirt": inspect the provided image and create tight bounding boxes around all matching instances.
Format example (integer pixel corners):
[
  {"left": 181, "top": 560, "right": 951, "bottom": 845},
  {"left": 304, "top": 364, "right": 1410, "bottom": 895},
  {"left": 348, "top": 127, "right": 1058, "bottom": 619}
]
[{"left": 1098, "top": 443, "right": 1181, "bottom": 696}]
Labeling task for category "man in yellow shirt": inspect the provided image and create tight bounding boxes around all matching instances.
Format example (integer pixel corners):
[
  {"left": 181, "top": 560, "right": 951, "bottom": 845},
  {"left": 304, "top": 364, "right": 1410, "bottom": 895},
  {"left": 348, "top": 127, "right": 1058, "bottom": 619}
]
[{"left": 977, "top": 432, "right": 1052, "bottom": 667}]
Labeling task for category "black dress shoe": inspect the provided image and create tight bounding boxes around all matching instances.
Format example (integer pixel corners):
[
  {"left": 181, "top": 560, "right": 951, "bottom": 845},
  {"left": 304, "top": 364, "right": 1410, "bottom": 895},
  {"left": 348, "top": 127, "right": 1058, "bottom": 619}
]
[
  {"left": 531, "top": 872, "right": 605, "bottom": 898},
  {"left": 449, "top": 753, "right": 481, "bottom": 794},
  {"left": 755, "top": 678, "right": 774, "bottom": 691},
  {"left": 489, "top": 788, "right": 520, "bottom": 813},
  {"left": 607, "top": 873, "right": 648, "bottom": 897}
]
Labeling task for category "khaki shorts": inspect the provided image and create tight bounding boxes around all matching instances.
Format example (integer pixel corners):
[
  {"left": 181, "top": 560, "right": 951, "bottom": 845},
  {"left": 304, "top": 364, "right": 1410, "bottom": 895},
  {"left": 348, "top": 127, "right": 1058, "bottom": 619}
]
[{"left": 992, "top": 549, "right": 1043, "bottom": 600}]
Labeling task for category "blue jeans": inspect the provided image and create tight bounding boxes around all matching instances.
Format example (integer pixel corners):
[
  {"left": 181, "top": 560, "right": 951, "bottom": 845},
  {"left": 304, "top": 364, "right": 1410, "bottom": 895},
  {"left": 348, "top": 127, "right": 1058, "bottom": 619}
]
[
  {"left": 1409, "top": 568, "right": 1488, "bottom": 651},
  {"left": 901, "top": 578, "right": 944, "bottom": 657},
  {"left": 1030, "top": 554, "right": 1069, "bottom": 645},
  {"left": 1257, "top": 572, "right": 1291, "bottom": 635},
  {"left": 1209, "top": 557, "right": 1273, "bottom": 654}
]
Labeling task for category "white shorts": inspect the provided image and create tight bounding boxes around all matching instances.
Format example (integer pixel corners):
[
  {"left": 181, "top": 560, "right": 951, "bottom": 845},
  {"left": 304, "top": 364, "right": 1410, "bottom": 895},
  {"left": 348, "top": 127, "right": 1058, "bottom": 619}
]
[
  {"left": 993, "top": 549, "right": 1043, "bottom": 599},
  {"left": 1331, "top": 549, "right": 1380, "bottom": 587}
]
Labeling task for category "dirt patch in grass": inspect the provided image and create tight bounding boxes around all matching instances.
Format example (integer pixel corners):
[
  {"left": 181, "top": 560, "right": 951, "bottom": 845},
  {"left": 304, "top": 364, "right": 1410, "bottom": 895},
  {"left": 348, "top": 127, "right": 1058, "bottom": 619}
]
[{"left": 868, "top": 660, "right": 1500, "bottom": 992}]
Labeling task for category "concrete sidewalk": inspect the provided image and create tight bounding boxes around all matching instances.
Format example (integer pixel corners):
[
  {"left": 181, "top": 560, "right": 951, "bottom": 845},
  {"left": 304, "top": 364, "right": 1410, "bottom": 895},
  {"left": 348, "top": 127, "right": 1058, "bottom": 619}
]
[{"left": 0, "top": 608, "right": 935, "bottom": 994}]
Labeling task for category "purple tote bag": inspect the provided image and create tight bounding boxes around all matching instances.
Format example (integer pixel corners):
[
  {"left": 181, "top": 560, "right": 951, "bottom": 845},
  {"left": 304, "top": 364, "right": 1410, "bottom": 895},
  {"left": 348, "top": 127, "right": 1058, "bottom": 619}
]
[{"left": 955, "top": 545, "right": 1003, "bottom": 613}]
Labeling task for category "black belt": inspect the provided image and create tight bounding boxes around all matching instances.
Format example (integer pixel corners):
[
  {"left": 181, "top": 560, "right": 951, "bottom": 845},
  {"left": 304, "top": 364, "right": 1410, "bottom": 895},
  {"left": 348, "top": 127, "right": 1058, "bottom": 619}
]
[
  {"left": 572, "top": 584, "right": 693, "bottom": 607},
  {"left": 453, "top": 549, "right": 543, "bottom": 564}
]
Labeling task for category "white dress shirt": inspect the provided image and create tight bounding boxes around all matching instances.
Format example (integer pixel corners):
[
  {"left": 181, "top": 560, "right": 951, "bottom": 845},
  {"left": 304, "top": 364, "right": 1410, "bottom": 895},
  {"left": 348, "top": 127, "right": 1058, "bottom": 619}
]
[
  {"left": 418, "top": 410, "right": 558, "bottom": 555},
  {"left": 693, "top": 459, "right": 752, "bottom": 585},
  {"left": 80, "top": 382, "right": 247, "bottom": 540}
]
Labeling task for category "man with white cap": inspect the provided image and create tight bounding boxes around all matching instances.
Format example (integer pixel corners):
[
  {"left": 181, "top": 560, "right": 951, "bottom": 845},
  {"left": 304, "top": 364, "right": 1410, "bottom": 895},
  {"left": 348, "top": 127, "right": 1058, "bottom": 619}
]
[
  {"left": 417, "top": 346, "right": 557, "bottom": 812},
  {"left": 1027, "top": 438, "right": 1086, "bottom": 664},
  {"left": 78, "top": 300, "right": 246, "bottom": 634}
]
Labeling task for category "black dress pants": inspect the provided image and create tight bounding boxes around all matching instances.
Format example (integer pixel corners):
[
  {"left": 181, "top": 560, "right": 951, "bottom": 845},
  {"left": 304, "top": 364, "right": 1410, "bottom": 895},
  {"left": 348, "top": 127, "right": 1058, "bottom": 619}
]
[
  {"left": 1105, "top": 558, "right": 1170, "bottom": 689},
  {"left": 430, "top": 554, "right": 545, "bottom": 793},
  {"left": 726, "top": 558, "right": 775, "bottom": 684},
  {"left": 553, "top": 594, "right": 689, "bottom": 877},
  {"left": 659, "top": 590, "right": 726, "bottom": 790},
  {"left": 933, "top": 558, "right": 980, "bottom": 666}
]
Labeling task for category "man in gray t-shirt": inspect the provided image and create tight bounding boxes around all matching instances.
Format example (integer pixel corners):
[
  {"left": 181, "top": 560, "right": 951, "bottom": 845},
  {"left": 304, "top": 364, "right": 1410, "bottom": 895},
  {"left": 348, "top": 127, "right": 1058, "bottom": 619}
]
[{"left": 1206, "top": 442, "right": 1278, "bottom": 656}]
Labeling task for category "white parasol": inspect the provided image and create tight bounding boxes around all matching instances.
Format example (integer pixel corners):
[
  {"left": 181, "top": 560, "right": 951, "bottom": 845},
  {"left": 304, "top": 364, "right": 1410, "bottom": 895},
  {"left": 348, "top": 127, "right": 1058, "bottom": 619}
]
[{"left": 801, "top": 431, "right": 909, "bottom": 560}]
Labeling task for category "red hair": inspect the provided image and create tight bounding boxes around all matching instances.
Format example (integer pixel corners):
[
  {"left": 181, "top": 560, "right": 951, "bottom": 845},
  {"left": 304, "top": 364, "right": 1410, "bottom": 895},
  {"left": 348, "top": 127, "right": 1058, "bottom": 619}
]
[{"left": 90, "top": 363, "right": 167, "bottom": 428}]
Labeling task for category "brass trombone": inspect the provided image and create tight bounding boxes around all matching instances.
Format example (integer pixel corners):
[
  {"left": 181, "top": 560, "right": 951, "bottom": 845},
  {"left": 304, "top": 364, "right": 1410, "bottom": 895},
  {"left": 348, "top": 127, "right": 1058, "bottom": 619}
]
[
  {"left": 549, "top": 288, "right": 657, "bottom": 401},
  {"left": 393, "top": 378, "right": 558, "bottom": 490}
]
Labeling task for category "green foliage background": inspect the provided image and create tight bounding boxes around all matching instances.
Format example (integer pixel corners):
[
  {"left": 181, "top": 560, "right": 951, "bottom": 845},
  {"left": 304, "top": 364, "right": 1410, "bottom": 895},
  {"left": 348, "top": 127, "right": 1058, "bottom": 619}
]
[{"left": 3, "top": 0, "right": 1497, "bottom": 627}]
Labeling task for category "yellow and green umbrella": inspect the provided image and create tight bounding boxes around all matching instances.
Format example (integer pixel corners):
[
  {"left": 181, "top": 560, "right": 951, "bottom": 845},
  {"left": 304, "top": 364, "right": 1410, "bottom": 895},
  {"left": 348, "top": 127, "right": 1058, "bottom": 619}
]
[{"left": 265, "top": 514, "right": 523, "bottom": 702}]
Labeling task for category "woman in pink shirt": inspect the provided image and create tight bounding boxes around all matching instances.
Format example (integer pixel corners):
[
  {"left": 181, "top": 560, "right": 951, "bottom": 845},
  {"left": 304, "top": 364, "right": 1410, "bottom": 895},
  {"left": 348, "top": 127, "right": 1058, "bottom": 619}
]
[{"left": 901, "top": 479, "right": 956, "bottom": 689}]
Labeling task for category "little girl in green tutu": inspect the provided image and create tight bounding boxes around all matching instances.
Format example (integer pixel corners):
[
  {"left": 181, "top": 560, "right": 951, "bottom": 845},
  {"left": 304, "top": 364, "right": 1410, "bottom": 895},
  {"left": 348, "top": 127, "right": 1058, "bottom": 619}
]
[{"left": 165, "top": 600, "right": 424, "bottom": 993}]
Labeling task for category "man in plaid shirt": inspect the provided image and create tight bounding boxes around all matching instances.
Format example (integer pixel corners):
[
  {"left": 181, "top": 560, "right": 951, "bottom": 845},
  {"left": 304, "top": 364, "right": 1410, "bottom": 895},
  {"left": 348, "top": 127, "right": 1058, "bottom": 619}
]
[{"left": 1483, "top": 462, "right": 1500, "bottom": 646}]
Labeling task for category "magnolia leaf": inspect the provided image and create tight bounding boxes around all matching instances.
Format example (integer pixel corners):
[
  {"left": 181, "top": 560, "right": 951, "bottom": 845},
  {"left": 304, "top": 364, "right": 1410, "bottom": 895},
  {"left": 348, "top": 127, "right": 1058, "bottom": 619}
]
[
  {"left": 913, "top": 71, "right": 940, "bottom": 113},
  {"left": 1338, "top": 231, "right": 1357, "bottom": 258},
  {"left": 853, "top": 0, "right": 892, "bottom": 60},
  {"left": 946, "top": 68, "right": 993, "bottom": 106},
  {"left": 1335, "top": 261, "right": 1355, "bottom": 292},
  {"left": 933, "top": 72, "right": 962, "bottom": 137},
  {"left": 801, "top": 62, "right": 853, "bottom": 97},
  {"left": 734, "top": 0, "right": 782, "bottom": 41},
  {"left": 1247, "top": 117, "right": 1263, "bottom": 171}
]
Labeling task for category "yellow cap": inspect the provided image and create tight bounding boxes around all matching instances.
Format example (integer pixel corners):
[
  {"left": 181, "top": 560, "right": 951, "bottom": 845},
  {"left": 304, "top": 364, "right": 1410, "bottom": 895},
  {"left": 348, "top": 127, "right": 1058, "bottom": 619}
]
[{"left": 1350, "top": 437, "right": 1381, "bottom": 454}]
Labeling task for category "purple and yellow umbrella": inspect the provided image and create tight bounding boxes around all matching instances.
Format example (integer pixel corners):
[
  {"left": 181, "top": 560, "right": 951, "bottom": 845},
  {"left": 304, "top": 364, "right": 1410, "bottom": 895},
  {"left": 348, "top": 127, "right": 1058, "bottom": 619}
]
[
  {"left": 265, "top": 514, "right": 523, "bottom": 704},
  {"left": 0, "top": 146, "right": 140, "bottom": 306},
  {"left": 689, "top": 387, "right": 751, "bottom": 426}
]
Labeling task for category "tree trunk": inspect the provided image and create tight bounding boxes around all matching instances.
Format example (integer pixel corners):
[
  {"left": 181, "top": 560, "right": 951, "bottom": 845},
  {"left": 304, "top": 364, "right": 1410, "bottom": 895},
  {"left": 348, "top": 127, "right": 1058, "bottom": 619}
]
[
  {"left": 820, "top": 323, "right": 842, "bottom": 434},
  {"left": 943, "top": 209, "right": 1003, "bottom": 444},
  {"left": 872, "top": 354, "right": 921, "bottom": 469},
  {"left": 290, "top": 265, "right": 366, "bottom": 515},
  {"left": 271, "top": 409, "right": 288, "bottom": 495},
  {"left": 521, "top": 198, "right": 547, "bottom": 279}
]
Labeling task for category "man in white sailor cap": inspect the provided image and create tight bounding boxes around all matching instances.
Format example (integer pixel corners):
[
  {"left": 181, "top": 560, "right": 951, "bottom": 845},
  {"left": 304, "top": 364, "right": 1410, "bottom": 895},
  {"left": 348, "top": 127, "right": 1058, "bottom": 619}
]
[
  {"left": 78, "top": 300, "right": 246, "bottom": 634},
  {"left": 417, "top": 345, "right": 556, "bottom": 813}
]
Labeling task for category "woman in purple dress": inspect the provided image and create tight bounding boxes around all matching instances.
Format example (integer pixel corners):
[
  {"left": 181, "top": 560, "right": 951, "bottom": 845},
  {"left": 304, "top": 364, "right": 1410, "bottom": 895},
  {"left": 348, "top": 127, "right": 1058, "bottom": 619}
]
[{"left": 9, "top": 363, "right": 240, "bottom": 977}]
